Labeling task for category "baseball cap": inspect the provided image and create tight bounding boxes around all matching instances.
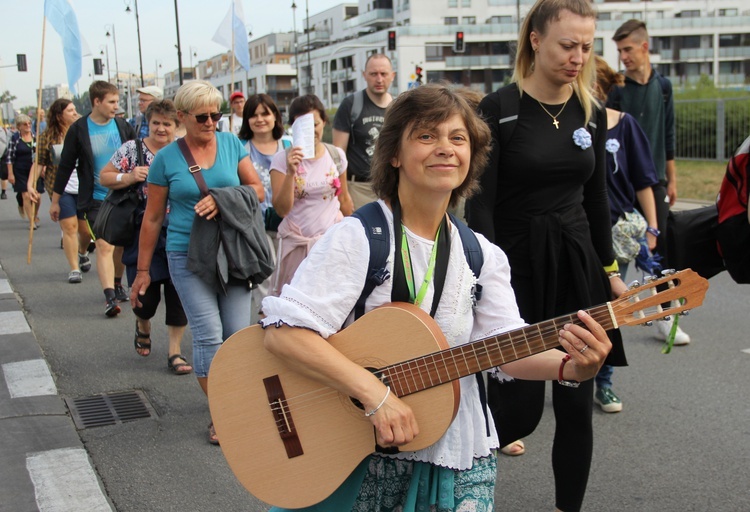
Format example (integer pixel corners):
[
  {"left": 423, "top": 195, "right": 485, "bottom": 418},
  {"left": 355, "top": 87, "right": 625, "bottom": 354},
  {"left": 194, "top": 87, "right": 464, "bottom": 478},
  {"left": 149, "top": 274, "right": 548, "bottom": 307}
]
[
  {"left": 136, "top": 85, "right": 164, "bottom": 101},
  {"left": 229, "top": 91, "right": 245, "bottom": 102}
]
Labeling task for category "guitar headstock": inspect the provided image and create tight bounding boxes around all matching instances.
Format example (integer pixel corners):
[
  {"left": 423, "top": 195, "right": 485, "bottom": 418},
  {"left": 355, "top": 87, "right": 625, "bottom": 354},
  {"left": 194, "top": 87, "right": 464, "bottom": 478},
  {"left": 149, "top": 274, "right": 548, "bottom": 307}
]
[{"left": 611, "top": 269, "right": 709, "bottom": 328}]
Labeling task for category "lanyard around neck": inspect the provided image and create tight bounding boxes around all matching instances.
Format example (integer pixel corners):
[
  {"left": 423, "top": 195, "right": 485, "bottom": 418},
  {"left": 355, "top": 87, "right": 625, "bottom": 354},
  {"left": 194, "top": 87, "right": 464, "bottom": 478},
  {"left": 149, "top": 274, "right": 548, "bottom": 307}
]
[
  {"left": 391, "top": 198, "right": 451, "bottom": 317},
  {"left": 400, "top": 224, "right": 441, "bottom": 308}
]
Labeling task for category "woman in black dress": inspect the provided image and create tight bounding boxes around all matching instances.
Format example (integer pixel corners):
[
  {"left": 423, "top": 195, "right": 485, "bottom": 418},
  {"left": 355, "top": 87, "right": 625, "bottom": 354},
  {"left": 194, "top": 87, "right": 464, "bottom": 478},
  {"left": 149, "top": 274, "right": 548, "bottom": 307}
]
[
  {"left": 468, "top": 1, "right": 627, "bottom": 511},
  {"left": 7, "top": 114, "right": 42, "bottom": 226}
]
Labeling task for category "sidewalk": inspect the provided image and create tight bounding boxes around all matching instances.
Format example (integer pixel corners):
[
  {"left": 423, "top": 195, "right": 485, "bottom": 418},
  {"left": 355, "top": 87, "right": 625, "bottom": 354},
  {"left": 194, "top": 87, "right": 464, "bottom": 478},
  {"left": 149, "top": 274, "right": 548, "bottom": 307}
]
[{"left": 0, "top": 262, "right": 112, "bottom": 512}]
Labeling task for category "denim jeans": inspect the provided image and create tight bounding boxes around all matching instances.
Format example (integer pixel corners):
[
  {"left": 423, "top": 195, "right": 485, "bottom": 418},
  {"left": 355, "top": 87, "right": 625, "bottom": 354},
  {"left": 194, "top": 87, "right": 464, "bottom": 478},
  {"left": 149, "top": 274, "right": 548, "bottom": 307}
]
[{"left": 167, "top": 251, "right": 252, "bottom": 377}]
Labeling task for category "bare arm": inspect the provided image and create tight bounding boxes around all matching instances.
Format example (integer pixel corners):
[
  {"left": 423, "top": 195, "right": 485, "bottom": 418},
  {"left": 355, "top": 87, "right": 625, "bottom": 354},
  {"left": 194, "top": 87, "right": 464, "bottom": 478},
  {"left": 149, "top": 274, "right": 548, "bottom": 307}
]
[
  {"left": 337, "top": 172, "right": 354, "bottom": 216},
  {"left": 27, "top": 164, "right": 45, "bottom": 204},
  {"left": 99, "top": 161, "right": 148, "bottom": 189},
  {"left": 264, "top": 325, "right": 419, "bottom": 447},
  {"left": 499, "top": 310, "right": 612, "bottom": 383},
  {"left": 665, "top": 159, "right": 677, "bottom": 206},
  {"left": 636, "top": 186, "right": 659, "bottom": 251},
  {"left": 332, "top": 129, "right": 350, "bottom": 153},
  {"left": 270, "top": 147, "right": 304, "bottom": 217}
]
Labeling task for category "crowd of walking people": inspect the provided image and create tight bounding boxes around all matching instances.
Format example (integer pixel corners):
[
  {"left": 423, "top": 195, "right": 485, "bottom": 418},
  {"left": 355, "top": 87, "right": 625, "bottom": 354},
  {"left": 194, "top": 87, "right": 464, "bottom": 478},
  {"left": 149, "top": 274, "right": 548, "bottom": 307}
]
[{"left": 1, "top": 0, "right": 714, "bottom": 509}]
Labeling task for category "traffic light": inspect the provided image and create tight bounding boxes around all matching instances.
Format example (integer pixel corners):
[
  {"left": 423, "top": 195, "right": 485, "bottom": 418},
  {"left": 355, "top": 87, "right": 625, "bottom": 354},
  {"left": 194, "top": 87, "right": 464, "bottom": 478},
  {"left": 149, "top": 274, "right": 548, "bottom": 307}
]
[
  {"left": 454, "top": 31, "right": 465, "bottom": 53},
  {"left": 415, "top": 66, "right": 423, "bottom": 84},
  {"left": 388, "top": 30, "right": 396, "bottom": 51},
  {"left": 93, "top": 58, "right": 103, "bottom": 76},
  {"left": 16, "top": 54, "right": 27, "bottom": 72}
]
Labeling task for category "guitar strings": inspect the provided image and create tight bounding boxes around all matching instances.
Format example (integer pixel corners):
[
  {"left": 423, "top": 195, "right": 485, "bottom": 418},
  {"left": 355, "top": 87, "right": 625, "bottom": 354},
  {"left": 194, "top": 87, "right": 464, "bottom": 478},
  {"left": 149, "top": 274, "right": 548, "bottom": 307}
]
[{"left": 265, "top": 296, "right": 683, "bottom": 428}]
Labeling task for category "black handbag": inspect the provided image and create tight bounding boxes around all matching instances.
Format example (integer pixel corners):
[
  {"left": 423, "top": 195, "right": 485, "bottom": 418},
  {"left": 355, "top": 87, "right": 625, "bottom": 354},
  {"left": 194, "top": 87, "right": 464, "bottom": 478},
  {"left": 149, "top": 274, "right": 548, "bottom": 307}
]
[
  {"left": 92, "top": 140, "right": 143, "bottom": 246},
  {"left": 666, "top": 205, "right": 725, "bottom": 280}
]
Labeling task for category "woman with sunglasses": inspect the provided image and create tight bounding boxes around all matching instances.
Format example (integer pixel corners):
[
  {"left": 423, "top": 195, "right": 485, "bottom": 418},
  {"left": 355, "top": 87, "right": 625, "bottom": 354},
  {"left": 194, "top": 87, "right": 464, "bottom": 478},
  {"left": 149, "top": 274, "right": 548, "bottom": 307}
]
[{"left": 129, "top": 81, "right": 264, "bottom": 445}]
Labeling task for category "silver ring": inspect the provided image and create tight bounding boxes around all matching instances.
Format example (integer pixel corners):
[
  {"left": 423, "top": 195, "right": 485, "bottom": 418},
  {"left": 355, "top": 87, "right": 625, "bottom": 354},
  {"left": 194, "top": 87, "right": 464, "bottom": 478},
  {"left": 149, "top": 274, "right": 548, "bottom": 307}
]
[{"left": 580, "top": 345, "right": 589, "bottom": 354}]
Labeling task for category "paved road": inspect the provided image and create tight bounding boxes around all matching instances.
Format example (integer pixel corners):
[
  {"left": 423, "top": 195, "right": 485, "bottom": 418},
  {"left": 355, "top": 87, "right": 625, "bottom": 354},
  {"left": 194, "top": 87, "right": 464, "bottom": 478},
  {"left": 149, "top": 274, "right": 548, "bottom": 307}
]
[{"left": 1, "top": 195, "right": 748, "bottom": 511}]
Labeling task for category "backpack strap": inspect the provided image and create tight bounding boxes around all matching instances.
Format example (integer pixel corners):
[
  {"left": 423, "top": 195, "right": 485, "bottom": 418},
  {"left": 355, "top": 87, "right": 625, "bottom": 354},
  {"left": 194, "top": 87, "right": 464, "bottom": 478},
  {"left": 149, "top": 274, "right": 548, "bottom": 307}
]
[
  {"left": 351, "top": 202, "right": 392, "bottom": 320},
  {"left": 349, "top": 90, "right": 365, "bottom": 146},
  {"left": 324, "top": 143, "right": 343, "bottom": 173},
  {"left": 493, "top": 83, "right": 521, "bottom": 150}
]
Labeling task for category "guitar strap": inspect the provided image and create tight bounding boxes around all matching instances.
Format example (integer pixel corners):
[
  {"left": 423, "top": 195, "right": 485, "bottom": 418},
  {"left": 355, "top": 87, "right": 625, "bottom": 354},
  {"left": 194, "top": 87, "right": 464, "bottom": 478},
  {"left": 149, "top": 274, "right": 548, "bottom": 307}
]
[{"left": 391, "top": 198, "right": 450, "bottom": 317}]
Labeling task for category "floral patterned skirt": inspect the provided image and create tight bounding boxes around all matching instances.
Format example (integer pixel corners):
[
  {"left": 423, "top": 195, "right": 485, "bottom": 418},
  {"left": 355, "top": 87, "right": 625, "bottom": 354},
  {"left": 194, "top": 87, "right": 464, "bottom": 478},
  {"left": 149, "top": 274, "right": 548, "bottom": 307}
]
[{"left": 271, "top": 454, "right": 497, "bottom": 512}]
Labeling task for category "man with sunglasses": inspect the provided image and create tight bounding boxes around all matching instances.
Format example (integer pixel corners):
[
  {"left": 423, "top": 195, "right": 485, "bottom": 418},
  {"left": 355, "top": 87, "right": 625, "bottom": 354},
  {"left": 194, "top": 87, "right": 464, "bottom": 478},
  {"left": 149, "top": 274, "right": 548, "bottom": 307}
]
[{"left": 51, "top": 80, "right": 136, "bottom": 317}]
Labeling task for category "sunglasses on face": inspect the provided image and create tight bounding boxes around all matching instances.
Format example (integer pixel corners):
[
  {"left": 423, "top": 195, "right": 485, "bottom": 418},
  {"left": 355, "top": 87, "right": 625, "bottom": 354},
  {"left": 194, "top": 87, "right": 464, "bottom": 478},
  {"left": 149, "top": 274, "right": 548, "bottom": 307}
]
[{"left": 184, "top": 111, "right": 223, "bottom": 124}]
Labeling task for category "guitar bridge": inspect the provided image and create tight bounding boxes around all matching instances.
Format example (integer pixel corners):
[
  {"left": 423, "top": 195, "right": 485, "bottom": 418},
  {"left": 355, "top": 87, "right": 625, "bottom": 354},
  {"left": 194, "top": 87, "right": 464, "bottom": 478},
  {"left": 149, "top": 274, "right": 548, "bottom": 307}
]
[{"left": 263, "top": 375, "right": 303, "bottom": 458}]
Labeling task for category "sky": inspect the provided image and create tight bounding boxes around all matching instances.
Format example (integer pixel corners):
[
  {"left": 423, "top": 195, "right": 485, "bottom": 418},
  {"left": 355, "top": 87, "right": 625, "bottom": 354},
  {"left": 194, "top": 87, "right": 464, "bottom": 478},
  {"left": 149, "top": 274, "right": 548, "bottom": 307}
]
[{"left": 1, "top": 0, "right": 344, "bottom": 109}]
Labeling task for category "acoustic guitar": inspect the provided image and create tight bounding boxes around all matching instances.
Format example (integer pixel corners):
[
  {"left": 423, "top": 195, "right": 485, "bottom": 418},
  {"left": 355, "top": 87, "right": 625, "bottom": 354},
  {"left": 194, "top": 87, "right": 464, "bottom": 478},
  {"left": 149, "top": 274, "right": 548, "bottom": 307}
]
[{"left": 208, "top": 269, "right": 708, "bottom": 509}]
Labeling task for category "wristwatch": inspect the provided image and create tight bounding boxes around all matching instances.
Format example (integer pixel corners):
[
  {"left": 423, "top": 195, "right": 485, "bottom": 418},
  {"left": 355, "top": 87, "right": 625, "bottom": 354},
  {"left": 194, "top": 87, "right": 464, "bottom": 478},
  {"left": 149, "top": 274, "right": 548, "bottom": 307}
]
[{"left": 646, "top": 226, "right": 661, "bottom": 237}]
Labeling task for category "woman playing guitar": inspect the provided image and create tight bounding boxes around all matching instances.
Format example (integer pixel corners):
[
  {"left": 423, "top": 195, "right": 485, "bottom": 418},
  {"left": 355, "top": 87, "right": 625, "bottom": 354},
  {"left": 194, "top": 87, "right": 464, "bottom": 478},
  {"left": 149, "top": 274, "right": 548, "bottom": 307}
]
[{"left": 260, "top": 83, "right": 612, "bottom": 511}]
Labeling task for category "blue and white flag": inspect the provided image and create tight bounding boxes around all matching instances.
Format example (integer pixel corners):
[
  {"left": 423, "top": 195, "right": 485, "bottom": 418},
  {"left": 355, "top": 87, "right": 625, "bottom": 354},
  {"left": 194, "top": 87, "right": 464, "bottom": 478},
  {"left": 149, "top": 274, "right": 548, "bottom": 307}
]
[
  {"left": 212, "top": 0, "right": 251, "bottom": 72},
  {"left": 44, "top": 0, "right": 83, "bottom": 95}
]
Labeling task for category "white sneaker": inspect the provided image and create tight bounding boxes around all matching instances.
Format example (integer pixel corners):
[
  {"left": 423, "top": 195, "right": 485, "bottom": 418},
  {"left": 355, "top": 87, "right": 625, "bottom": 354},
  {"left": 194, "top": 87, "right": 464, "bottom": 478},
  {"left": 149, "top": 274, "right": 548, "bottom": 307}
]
[{"left": 654, "top": 317, "right": 691, "bottom": 345}]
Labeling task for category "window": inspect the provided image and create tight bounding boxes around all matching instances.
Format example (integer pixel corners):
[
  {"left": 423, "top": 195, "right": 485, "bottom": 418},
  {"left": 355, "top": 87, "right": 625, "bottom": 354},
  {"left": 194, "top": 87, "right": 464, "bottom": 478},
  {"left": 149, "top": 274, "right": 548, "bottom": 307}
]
[
  {"left": 719, "top": 8, "right": 738, "bottom": 17},
  {"left": 676, "top": 10, "right": 700, "bottom": 18},
  {"left": 597, "top": 12, "right": 611, "bottom": 21},
  {"left": 322, "top": 61, "right": 328, "bottom": 76},
  {"left": 448, "top": 0, "right": 457, "bottom": 7},
  {"left": 594, "top": 38, "right": 603, "bottom": 56},
  {"left": 488, "top": 15, "right": 512, "bottom": 24},
  {"left": 426, "top": 45, "right": 445, "bottom": 62},
  {"left": 461, "top": 0, "right": 470, "bottom": 6},
  {"left": 463, "top": 16, "right": 476, "bottom": 25},
  {"left": 682, "top": 35, "right": 700, "bottom": 49},
  {"left": 445, "top": 17, "right": 458, "bottom": 25},
  {"left": 623, "top": 11, "right": 642, "bottom": 20}
]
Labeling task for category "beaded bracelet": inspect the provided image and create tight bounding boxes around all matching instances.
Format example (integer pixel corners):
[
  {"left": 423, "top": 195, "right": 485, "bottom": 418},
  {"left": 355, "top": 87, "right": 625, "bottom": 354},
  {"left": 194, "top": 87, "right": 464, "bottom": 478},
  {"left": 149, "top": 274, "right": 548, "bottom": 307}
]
[{"left": 365, "top": 386, "right": 391, "bottom": 417}]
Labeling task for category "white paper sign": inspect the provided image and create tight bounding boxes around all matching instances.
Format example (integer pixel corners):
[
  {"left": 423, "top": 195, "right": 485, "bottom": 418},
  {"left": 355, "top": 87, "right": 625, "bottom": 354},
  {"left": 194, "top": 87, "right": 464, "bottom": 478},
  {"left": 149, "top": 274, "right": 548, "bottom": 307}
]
[{"left": 291, "top": 113, "right": 316, "bottom": 159}]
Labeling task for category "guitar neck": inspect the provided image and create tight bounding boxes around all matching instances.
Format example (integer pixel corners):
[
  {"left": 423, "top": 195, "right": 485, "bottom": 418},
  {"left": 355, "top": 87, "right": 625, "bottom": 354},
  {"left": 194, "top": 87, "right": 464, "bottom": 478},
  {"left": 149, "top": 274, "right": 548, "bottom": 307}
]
[{"left": 380, "top": 304, "right": 614, "bottom": 397}]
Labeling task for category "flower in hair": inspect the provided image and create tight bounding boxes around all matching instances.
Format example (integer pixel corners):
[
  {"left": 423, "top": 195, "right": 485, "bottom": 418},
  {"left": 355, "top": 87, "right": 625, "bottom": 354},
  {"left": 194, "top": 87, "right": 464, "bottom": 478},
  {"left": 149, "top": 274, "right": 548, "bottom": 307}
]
[{"left": 572, "top": 128, "right": 592, "bottom": 150}]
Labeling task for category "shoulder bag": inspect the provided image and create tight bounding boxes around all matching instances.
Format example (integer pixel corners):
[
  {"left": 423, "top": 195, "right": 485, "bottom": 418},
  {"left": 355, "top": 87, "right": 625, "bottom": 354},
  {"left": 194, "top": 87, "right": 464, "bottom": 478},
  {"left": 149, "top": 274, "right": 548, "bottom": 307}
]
[{"left": 92, "top": 139, "right": 143, "bottom": 246}]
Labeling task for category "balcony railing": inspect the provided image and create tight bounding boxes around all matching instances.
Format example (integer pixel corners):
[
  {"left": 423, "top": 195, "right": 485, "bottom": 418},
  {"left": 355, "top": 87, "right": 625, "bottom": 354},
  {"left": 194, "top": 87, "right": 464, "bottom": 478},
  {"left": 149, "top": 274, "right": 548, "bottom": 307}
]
[
  {"left": 342, "top": 9, "right": 394, "bottom": 30},
  {"left": 680, "top": 48, "right": 715, "bottom": 60},
  {"left": 445, "top": 55, "right": 511, "bottom": 68},
  {"left": 719, "top": 46, "right": 750, "bottom": 59}
]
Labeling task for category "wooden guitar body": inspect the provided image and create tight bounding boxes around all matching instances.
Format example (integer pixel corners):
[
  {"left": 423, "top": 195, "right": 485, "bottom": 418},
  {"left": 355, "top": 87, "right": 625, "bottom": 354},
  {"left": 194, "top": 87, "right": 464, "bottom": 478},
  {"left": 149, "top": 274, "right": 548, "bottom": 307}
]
[{"left": 208, "top": 303, "right": 460, "bottom": 509}]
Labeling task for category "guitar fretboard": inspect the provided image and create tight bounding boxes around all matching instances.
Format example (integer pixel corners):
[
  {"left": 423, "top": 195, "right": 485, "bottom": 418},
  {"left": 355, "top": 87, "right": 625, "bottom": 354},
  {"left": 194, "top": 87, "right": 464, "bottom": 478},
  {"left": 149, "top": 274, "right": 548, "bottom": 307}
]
[{"left": 380, "top": 304, "right": 614, "bottom": 397}]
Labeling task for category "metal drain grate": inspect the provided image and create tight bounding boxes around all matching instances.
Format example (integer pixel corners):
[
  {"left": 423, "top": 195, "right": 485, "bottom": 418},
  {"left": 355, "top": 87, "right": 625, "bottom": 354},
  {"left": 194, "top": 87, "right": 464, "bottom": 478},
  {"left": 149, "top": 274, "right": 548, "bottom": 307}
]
[{"left": 65, "top": 390, "right": 156, "bottom": 430}]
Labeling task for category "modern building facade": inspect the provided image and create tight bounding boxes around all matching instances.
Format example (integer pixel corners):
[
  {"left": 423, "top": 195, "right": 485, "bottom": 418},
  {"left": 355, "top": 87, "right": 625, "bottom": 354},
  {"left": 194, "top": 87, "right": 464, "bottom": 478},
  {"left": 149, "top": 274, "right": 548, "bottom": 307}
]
[
  {"left": 36, "top": 84, "right": 73, "bottom": 110},
  {"left": 188, "top": 32, "right": 299, "bottom": 114},
  {"left": 293, "top": 0, "right": 750, "bottom": 108}
]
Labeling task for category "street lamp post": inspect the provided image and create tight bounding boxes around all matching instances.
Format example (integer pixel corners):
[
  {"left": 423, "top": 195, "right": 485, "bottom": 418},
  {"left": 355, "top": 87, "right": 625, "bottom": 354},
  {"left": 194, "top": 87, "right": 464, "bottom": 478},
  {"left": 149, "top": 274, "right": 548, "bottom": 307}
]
[
  {"left": 154, "top": 60, "right": 162, "bottom": 88},
  {"left": 189, "top": 46, "right": 199, "bottom": 79},
  {"left": 100, "top": 45, "right": 111, "bottom": 81},
  {"left": 305, "top": 0, "right": 311, "bottom": 94},
  {"left": 174, "top": 0, "right": 184, "bottom": 86},
  {"left": 292, "top": 2, "right": 300, "bottom": 96},
  {"left": 105, "top": 24, "right": 120, "bottom": 89},
  {"left": 125, "top": 0, "right": 145, "bottom": 86}
]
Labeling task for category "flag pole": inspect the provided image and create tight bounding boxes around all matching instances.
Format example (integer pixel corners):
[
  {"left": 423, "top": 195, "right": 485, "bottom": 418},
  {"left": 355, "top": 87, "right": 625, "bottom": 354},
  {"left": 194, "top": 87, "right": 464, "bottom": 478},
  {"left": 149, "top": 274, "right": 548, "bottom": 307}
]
[
  {"left": 28, "top": 10, "right": 48, "bottom": 264},
  {"left": 230, "top": 1, "right": 236, "bottom": 133}
]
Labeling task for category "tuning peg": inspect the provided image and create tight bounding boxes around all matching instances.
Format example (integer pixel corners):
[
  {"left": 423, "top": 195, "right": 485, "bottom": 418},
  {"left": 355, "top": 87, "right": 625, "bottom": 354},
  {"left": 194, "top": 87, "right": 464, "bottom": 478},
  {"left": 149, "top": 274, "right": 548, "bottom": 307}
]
[
  {"left": 627, "top": 280, "right": 641, "bottom": 289},
  {"left": 643, "top": 321, "right": 653, "bottom": 327},
  {"left": 658, "top": 315, "right": 672, "bottom": 322},
  {"left": 661, "top": 268, "right": 676, "bottom": 276},
  {"left": 644, "top": 275, "right": 657, "bottom": 283},
  {"left": 679, "top": 310, "right": 690, "bottom": 317}
]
